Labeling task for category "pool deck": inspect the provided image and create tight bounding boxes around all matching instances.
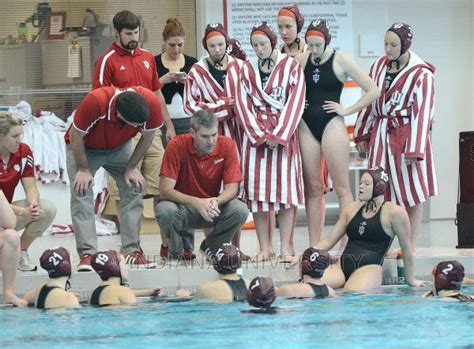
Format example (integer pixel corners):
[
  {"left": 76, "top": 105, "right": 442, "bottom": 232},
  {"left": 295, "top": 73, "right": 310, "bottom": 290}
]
[{"left": 2, "top": 219, "right": 474, "bottom": 302}]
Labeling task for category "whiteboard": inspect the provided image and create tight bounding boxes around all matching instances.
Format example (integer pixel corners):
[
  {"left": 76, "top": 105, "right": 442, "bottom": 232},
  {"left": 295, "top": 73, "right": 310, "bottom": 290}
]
[{"left": 225, "top": 0, "right": 354, "bottom": 60}]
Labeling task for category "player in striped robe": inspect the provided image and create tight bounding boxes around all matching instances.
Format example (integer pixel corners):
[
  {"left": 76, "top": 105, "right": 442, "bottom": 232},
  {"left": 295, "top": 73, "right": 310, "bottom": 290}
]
[
  {"left": 236, "top": 22, "right": 306, "bottom": 262},
  {"left": 184, "top": 23, "right": 243, "bottom": 155},
  {"left": 354, "top": 23, "right": 438, "bottom": 251}
]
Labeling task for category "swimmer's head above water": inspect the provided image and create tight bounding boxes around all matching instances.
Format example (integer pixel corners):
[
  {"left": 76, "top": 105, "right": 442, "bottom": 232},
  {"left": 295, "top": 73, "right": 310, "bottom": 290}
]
[
  {"left": 301, "top": 247, "right": 332, "bottom": 279},
  {"left": 433, "top": 260, "right": 465, "bottom": 294},
  {"left": 91, "top": 250, "right": 129, "bottom": 286},
  {"left": 247, "top": 276, "right": 276, "bottom": 308},
  {"left": 212, "top": 243, "right": 242, "bottom": 275},
  {"left": 40, "top": 247, "right": 72, "bottom": 279}
]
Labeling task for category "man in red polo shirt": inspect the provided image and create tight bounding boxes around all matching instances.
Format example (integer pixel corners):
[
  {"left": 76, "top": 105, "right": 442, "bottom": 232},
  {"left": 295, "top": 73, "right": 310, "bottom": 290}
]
[
  {"left": 156, "top": 110, "right": 248, "bottom": 258},
  {"left": 92, "top": 9, "right": 178, "bottom": 255},
  {"left": 66, "top": 86, "right": 162, "bottom": 270}
]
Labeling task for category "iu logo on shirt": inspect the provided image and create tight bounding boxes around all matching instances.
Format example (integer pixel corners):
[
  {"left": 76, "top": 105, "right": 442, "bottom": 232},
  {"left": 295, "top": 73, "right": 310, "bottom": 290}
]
[
  {"left": 358, "top": 221, "right": 367, "bottom": 236},
  {"left": 389, "top": 91, "right": 403, "bottom": 105},
  {"left": 143, "top": 60, "right": 150, "bottom": 69},
  {"left": 270, "top": 87, "right": 283, "bottom": 100},
  {"left": 313, "top": 68, "right": 321, "bottom": 84},
  {"left": 13, "top": 164, "right": 21, "bottom": 172},
  {"left": 120, "top": 65, "right": 126, "bottom": 71}
]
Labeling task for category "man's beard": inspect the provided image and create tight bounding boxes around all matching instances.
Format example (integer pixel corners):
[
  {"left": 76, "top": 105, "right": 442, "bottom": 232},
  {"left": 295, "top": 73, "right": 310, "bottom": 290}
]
[{"left": 121, "top": 39, "right": 138, "bottom": 50}]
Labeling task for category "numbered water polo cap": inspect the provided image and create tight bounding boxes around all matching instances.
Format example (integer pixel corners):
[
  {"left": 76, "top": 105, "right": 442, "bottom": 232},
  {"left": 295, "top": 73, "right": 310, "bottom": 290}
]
[
  {"left": 386, "top": 22, "right": 413, "bottom": 56},
  {"left": 212, "top": 243, "right": 242, "bottom": 274},
  {"left": 305, "top": 19, "right": 331, "bottom": 46},
  {"left": 202, "top": 23, "right": 228, "bottom": 50},
  {"left": 40, "top": 247, "right": 72, "bottom": 278},
  {"left": 251, "top": 21, "right": 278, "bottom": 50},
  {"left": 91, "top": 250, "right": 122, "bottom": 280},
  {"left": 277, "top": 4, "right": 305, "bottom": 33},
  {"left": 227, "top": 38, "right": 247, "bottom": 60},
  {"left": 434, "top": 260, "right": 465, "bottom": 293},
  {"left": 301, "top": 247, "right": 331, "bottom": 278},
  {"left": 247, "top": 276, "right": 276, "bottom": 308},
  {"left": 366, "top": 166, "right": 390, "bottom": 199}
]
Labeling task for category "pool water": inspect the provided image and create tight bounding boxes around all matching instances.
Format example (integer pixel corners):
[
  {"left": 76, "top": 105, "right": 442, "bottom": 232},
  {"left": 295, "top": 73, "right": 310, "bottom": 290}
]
[{"left": 1, "top": 286, "right": 473, "bottom": 348}]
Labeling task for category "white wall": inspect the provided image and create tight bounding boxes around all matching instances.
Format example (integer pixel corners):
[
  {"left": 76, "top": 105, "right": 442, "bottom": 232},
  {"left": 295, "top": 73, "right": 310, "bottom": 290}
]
[{"left": 197, "top": 0, "right": 474, "bottom": 219}]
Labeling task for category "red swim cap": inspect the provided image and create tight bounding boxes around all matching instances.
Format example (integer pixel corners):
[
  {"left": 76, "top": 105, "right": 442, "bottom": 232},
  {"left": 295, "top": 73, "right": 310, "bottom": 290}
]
[
  {"left": 227, "top": 38, "right": 247, "bottom": 60},
  {"left": 251, "top": 21, "right": 278, "bottom": 50},
  {"left": 91, "top": 250, "right": 121, "bottom": 281},
  {"left": 305, "top": 19, "right": 331, "bottom": 46},
  {"left": 40, "top": 247, "right": 71, "bottom": 278},
  {"left": 202, "top": 23, "right": 228, "bottom": 50},
  {"left": 278, "top": 4, "right": 305, "bottom": 33},
  {"left": 301, "top": 248, "right": 331, "bottom": 278},
  {"left": 434, "top": 260, "right": 465, "bottom": 294},
  {"left": 247, "top": 276, "right": 276, "bottom": 308},
  {"left": 387, "top": 22, "right": 413, "bottom": 56},
  {"left": 212, "top": 243, "right": 241, "bottom": 274},
  {"left": 366, "top": 166, "right": 390, "bottom": 199}
]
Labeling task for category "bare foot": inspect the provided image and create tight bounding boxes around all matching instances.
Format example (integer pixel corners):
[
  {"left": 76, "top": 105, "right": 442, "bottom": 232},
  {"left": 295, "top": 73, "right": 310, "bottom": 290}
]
[
  {"left": 255, "top": 252, "right": 272, "bottom": 263},
  {"left": 278, "top": 254, "right": 298, "bottom": 264},
  {"left": 4, "top": 292, "right": 28, "bottom": 308}
]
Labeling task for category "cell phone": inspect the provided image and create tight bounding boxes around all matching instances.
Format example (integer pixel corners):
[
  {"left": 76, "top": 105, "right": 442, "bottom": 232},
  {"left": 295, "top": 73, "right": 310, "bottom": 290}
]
[{"left": 175, "top": 72, "right": 187, "bottom": 77}]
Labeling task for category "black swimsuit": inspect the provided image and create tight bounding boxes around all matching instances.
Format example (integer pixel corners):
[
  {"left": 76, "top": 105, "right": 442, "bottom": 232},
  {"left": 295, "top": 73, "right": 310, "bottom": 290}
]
[
  {"left": 223, "top": 278, "right": 247, "bottom": 302},
  {"left": 308, "top": 283, "right": 330, "bottom": 298},
  {"left": 341, "top": 204, "right": 394, "bottom": 281},
  {"left": 90, "top": 285, "right": 110, "bottom": 306},
  {"left": 208, "top": 63, "right": 227, "bottom": 88},
  {"left": 36, "top": 285, "right": 61, "bottom": 309},
  {"left": 302, "top": 51, "right": 343, "bottom": 142}
]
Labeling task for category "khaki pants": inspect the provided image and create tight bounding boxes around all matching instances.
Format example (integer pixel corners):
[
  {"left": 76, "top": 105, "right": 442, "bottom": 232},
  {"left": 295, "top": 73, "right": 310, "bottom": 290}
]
[
  {"left": 14, "top": 199, "right": 56, "bottom": 240},
  {"left": 155, "top": 199, "right": 248, "bottom": 254},
  {"left": 67, "top": 142, "right": 144, "bottom": 257}
]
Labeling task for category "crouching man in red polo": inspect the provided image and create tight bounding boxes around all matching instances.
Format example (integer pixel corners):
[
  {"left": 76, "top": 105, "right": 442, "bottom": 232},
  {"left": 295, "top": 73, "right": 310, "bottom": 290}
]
[
  {"left": 156, "top": 110, "right": 248, "bottom": 259},
  {"left": 65, "top": 86, "right": 162, "bottom": 271}
]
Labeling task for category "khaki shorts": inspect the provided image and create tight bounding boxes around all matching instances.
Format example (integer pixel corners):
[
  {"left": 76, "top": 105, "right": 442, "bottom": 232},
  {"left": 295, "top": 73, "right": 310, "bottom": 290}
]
[{"left": 108, "top": 129, "right": 164, "bottom": 198}]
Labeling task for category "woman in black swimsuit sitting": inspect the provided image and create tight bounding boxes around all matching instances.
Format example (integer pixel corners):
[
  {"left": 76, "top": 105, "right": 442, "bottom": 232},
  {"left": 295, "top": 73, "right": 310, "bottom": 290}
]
[
  {"left": 24, "top": 247, "right": 79, "bottom": 309},
  {"left": 313, "top": 167, "right": 424, "bottom": 291},
  {"left": 196, "top": 243, "right": 249, "bottom": 302},
  {"left": 295, "top": 19, "right": 380, "bottom": 248},
  {"left": 277, "top": 247, "right": 335, "bottom": 299}
]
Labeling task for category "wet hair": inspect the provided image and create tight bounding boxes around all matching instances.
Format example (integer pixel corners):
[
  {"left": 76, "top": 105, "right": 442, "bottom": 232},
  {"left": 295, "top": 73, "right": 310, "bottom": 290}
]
[
  {"left": 434, "top": 260, "right": 465, "bottom": 294},
  {"left": 162, "top": 17, "right": 185, "bottom": 41},
  {"left": 247, "top": 276, "right": 276, "bottom": 308},
  {"left": 0, "top": 112, "right": 22, "bottom": 136},
  {"left": 113, "top": 10, "right": 140, "bottom": 33},
  {"left": 40, "top": 247, "right": 72, "bottom": 278},
  {"left": 190, "top": 109, "right": 218, "bottom": 131},
  {"left": 91, "top": 250, "right": 122, "bottom": 281},
  {"left": 212, "top": 243, "right": 241, "bottom": 274},
  {"left": 115, "top": 91, "right": 150, "bottom": 124},
  {"left": 301, "top": 247, "right": 331, "bottom": 279}
]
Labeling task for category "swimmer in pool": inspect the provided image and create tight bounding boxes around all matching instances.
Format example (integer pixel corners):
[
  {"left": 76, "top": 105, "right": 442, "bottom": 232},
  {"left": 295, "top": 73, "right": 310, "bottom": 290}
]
[
  {"left": 277, "top": 248, "right": 335, "bottom": 299},
  {"left": 24, "top": 247, "right": 79, "bottom": 309},
  {"left": 196, "top": 243, "right": 249, "bottom": 302},
  {"left": 423, "top": 260, "right": 474, "bottom": 302},
  {"left": 89, "top": 250, "right": 160, "bottom": 306},
  {"left": 311, "top": 166, "right": 424, "bottom": 291}
]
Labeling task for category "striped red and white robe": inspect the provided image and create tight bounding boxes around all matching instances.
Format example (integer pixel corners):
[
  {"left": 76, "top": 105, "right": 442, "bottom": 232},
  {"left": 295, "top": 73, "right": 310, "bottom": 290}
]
[
  {"left": 184, "top": 55, "right": 243, "bottom": 154},
  {"left": 236, "top": 52, "right": 306, "bottom": 212},
  {"left": 354, "top": 51, "right": 438, "bottom": 208}
]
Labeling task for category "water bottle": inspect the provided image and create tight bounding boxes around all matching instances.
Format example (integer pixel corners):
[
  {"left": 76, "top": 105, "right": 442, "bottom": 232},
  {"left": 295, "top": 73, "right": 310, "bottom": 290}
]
[{"left": 397, "top": 253, "right": 406, "bottom": 284}]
